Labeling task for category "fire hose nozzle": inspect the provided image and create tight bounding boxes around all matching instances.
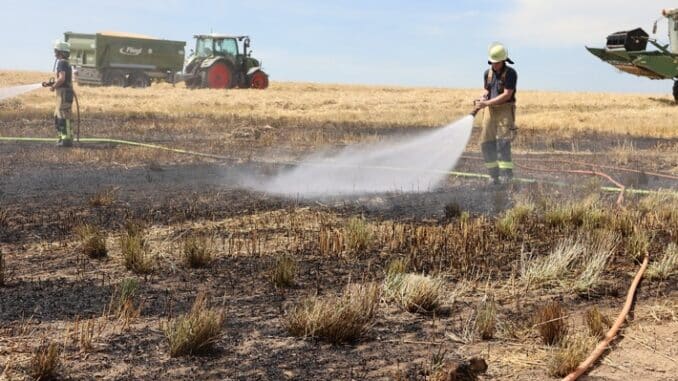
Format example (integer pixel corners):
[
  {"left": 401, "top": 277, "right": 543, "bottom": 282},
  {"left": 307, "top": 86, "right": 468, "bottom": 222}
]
[{"left": 42, "top": 78, "right": 55, "bottom": 87}]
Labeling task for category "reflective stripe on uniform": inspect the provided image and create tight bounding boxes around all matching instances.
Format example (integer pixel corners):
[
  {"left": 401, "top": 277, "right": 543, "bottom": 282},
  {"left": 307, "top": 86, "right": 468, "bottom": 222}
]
[
  {"left": 498, "top": 161, "right": 514, "bottom": 169},
  {"left": 485, "top": 162, "right": 499, "bottom": 169}
]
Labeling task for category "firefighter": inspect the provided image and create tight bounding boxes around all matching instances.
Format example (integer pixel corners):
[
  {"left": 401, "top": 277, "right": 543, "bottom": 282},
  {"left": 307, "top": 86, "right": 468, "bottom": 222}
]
[
  {"left": 50, "top": 40, "right": 74, "bottom": 147},
  {"left": 474, "top": 42, "right": 518, "bottom": 185}
]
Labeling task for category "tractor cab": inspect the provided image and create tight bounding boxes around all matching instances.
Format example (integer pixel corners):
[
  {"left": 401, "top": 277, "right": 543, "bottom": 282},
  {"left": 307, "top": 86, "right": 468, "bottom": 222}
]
[
  {"left": 184, "top": 34, "right": 268, "bottom": 89},
  {"left": 193, "top": 35, "right": 247, "bottom": 59}
]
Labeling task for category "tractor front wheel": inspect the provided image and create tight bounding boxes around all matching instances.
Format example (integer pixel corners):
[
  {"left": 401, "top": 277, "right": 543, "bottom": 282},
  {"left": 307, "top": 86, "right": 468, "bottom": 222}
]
[
  {"left": 203, "top": 62, "right": 233, "bottom": 89},
  {"left": 250, "top": 71, "right": 269, "bottom": 89},
  {"left": 673, "top": 80, "right": 678, "bottom": 103}
]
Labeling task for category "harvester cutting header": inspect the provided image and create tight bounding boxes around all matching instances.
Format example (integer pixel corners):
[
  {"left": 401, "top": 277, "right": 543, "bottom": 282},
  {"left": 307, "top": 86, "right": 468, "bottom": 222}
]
[
  {"left": 64, "top": 31, "right": 269, "bottom": 89},
  {"left": 586, "top": 8, "right": 678, "bottom": 101}
]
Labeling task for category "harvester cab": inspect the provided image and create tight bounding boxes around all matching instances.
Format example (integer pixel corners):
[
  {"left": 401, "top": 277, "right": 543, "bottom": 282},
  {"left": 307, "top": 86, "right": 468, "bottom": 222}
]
[
  {"left": 586, "top": 8, "right": 678, "bottom": 101},
  {"left": 183, "top": 34, "right": 269, "bottom": 89}
]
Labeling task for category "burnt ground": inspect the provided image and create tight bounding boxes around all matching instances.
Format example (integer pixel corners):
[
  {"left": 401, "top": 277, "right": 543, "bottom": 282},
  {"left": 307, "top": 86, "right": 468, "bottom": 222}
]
[{"left": 1, "top": 128, "right": 677, "bottom": 380}]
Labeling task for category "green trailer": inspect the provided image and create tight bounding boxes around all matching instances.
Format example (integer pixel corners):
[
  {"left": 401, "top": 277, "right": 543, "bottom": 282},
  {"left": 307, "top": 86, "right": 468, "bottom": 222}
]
[
  {"left": 586, "top": 8, "right": 678, "bottom": 101},
  {"left": 64, "top": 31, "right": 186, "bottom": 87}
]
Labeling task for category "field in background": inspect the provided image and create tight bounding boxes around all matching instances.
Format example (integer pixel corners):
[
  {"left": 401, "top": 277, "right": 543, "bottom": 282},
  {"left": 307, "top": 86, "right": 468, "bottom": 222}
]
[{"left": 1, "top": 70, "right": 677, "bottom": 380}]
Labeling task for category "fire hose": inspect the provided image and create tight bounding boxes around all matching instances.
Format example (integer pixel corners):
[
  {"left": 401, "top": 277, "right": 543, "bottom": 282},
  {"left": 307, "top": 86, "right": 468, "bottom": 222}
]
[{"left": 562, "top": 255, "right": 650, "bottom": 381}]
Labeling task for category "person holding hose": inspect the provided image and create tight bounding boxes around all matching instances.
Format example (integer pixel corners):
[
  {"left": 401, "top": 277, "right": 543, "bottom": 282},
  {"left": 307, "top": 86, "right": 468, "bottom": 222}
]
[
  {"left": 49, "top": 40, "right": 74, "bottom": 147},
  {"left": 474, "top": 42, "right": 518, "bottom": 185}
]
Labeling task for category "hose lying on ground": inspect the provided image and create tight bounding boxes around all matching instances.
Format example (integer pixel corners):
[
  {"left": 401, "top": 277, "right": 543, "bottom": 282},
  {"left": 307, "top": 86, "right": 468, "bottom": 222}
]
[{"left": 562, "top": 255, "right": 650, "bottom": 381}]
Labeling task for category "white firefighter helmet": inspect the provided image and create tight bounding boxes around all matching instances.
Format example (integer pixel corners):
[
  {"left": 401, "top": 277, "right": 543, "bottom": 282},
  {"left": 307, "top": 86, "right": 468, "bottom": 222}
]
[
  {"left": 488, "top": 42, "right": 514, "bottom": 64},
  {"left": 53, "top": 40, "right": 71, "bottom": 53}
]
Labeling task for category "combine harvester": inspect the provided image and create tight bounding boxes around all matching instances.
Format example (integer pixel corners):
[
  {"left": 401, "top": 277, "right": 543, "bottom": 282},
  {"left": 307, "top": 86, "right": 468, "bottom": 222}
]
[
  {"left": 64, "top": 31, "right": 269, "bottom": 89},
  {"left": 587, "top": 8, "right": 678, "bottom": 101}
]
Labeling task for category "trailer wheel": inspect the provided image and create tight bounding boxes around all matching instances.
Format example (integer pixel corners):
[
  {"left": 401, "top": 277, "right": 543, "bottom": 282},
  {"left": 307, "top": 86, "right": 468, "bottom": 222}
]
[
  {"left": 104, "top": 70, "right": 127, "bottom": 87},
  {"left": 250, "top": 71, "right": 269, "bottom": 89},
  {"left": 673, "top": 80, "right": 678, "bottom": 103},
  {"left": 203, "top": 62, "right": 232, "bottom": 89},
  {"left": 129, "top": 72, "right": 150, "bottom": 88}
]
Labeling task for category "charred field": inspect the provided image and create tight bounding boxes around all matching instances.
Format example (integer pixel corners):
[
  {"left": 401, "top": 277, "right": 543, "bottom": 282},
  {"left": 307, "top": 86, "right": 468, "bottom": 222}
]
[{"left": 0, "top": 71, "right": 677, "bottom": 380}]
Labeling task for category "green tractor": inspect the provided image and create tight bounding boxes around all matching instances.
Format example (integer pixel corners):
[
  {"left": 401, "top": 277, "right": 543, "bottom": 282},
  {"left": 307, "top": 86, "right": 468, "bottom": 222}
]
[
  {"left": 182, "top": 34, "right": 269, "bottom": 89},
  {"left": 586, "top": 8, "right": 678, "bottom": 101}
]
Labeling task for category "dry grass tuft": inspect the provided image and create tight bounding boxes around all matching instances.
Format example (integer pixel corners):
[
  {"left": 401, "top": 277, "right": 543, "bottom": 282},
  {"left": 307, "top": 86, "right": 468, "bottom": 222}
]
[
  {"left": 110, "top": 278, "right": 140, "bottom": 320},
  {"left": 76, "top": 224, "right": 108, "bottom": 259},
  {"left": 0, "top": 250, "right": 5, "bottom": 287},
  {"left": 626, "top": 229, "right": 650, "bottom": 261},
  {"left": 182, "top": 235, "right": 214, "bottom": 268},
  {"left": 583, "top": 306, "right": 611, "bottom": 339},
  {"left": 120, "top": 225, "right": 153, "bottom": 274},
  {"left": 573, "top": 232, "right": 618, "bottom": 293},
  {"left": 475, "top": 295, "right": 498, "bottom": 340},
  {"left": 383, "top": 273, "right": 443, "bottom": 314},
  {"left": 88, "top": 188, "right": 118, "bottom": 208},
  {"left": 28, "top": 341, "right": 62, "bottom": 381},
  {"left": 0, "top": 208, "right": 8, "bottom": 229},
  {"left": 345, "top": 217, "right": 373, "bottom": 253},
  {"left": 443, "top": 201, "right": 462, "bottom": 219},
  {"left": 646, "top": 243, "right": 678, "bottom": 280},
  {"left": 285, "top": 283, "right": 380, "bottom": 343},
  {"left": 547, "top": 333, "right": 596, "bottom": 377},
  {"left": 521, "top": 237, "right": 584, "bottom": 287},
  {"left": 164, "top": 293, "right": 224, "bottom": 357},
  {"left": 271, "top": 255, "right": 297, "bottom": 288},
  {"left": 534, "top": 300, "right": 568, "bottom": 345},
  {"left": 385, "top": 257, "right": 409, "bottom": 276},
  {"left": 67, "top": 317, "right": 106, "bottom": 353}
]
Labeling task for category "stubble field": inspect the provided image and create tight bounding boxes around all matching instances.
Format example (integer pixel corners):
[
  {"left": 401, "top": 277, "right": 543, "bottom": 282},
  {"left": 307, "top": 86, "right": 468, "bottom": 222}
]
[{"left": 0, "top": 70, "right": 677, "bottom": 380}]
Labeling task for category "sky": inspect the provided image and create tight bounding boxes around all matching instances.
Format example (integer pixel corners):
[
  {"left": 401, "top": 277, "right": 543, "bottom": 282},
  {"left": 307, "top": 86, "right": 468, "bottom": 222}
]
[{"left": 3, "top": 0, "right": 678, "bottom": 94}]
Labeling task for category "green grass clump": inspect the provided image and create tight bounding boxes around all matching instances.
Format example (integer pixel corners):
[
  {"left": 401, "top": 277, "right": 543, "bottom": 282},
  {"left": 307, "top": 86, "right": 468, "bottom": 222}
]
[
  {"left": 345, "top": 217, "right": 373, "bottom": 253},
  {"left": 646, "top": 243, "right": 678, "bottom": 280},
  {"left": 110, "top": 278, "right": 140, "bottom": 319},
  {"left": 496, "top": 202, "right": 533, "bottom": 238}
]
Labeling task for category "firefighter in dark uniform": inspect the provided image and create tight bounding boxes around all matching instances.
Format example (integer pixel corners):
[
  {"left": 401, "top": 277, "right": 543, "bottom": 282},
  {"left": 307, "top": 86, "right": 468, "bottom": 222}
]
[
  {"left": 474, "top": 42, "right": 518, "bottom": 185},
  {"left": 50, "top": 40, "right": 74, "bottom": 147}
]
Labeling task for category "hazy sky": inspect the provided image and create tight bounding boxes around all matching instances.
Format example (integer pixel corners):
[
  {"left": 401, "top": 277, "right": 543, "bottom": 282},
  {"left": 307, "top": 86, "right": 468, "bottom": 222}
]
[{"left": 3, "top": 0, "right": 678, "bottom": 94}]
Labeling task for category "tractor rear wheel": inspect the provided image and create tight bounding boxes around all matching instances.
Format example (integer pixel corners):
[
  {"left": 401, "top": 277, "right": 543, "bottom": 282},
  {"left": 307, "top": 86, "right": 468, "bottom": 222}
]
[
  {"left": 250, "top": 71, "right": 269, "bottom": 89},
  {"left": 104, "top": 70, "right": 127, "bottom": 87},
  {"left": 129, "top": 72, "right": 150, "bottom": 88},
  {"left": 203, "top": 62, "right": 233, "bottom": 89},
  {"left": 673, "top": 80, "right": 678, "bottom": 103}
]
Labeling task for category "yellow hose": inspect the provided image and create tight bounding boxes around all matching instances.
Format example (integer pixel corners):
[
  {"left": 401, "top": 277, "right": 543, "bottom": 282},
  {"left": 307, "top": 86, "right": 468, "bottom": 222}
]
[{"left": 0, "top": 135, "right": 674, "bottom": 197}]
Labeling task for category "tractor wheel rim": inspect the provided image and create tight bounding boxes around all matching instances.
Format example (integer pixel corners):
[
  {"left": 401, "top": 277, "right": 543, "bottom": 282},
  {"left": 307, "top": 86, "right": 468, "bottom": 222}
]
[
  {"left": 208, "top": 64, "right": 230, "bottom": 88},
  {"left": 251, "top": 72, "right": 267, "bottom": 89}
]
